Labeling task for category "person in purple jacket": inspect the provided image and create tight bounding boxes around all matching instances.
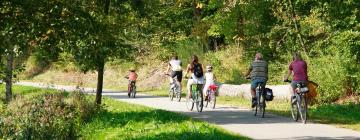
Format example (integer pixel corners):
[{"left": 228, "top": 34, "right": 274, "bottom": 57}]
[{"left": 284, "top": 52, "right": 308, "bottom": 97}]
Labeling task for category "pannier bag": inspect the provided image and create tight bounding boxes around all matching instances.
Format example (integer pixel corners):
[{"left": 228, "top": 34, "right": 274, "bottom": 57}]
[{"left": 265, "top": 88, "right": 274, "bottom": 101}]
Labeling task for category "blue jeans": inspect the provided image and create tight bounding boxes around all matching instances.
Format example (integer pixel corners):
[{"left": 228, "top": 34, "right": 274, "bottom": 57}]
[{"left": 251, "top": 78, "right": 267, "bottom": 90}]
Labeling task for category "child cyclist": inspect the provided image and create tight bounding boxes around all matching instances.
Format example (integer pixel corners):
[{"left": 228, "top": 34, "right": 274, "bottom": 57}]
[
  {"left": 203, "top": 65, "right": 217, "bottom": 100},
  {"left": 125, "top": 68, "right": 138, "bottom": 97}
]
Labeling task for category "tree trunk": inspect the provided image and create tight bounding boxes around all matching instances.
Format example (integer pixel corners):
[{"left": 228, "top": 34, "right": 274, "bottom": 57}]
[
  {"left": 95, "top": 62, "right": 104, "bottom": 104},
  {"left": 104, "top": 0, "right": 110, "bottom": 15},
  {"left": 95, "top": 0, "right": 109, "bottom": 105},
  {"left": 288, "top": 0, "right": 306, "bottom": 52},
  {"left": 193, "top": 2, "right": 201, "bottom": 21},
  {"left": 5, "top": 52, "right": 13, "bottom": 102}
]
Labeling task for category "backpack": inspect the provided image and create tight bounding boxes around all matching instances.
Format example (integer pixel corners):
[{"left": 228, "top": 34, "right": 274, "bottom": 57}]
[
  {"left": 193, "top": 63, "right": 203, "bottom": 78},
  {"left": 264, "top": 88, "right": 274, "bottom": 101}
]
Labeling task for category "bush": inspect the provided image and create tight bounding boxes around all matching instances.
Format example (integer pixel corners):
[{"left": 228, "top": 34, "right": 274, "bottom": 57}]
[
  {"left": 0, "top": 92, "right": 99, "bottom": 139},
  {"left": 307, "top": 30, "right": 360, "bottom": 103},
  {"left": 67, "top": 92, "right": 100, "bottom": 122},
  {"left": 308, "top": 54, "right": 347, "bottom": 103}
]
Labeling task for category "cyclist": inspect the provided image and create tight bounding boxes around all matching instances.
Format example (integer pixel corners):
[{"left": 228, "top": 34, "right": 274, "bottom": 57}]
[
  {"left": 184, "top": 55, "right": 204, "bottom": 99},
  {"left": 125, "top": 68, "right": 138, "bottom": 97},
  {"left": 284, "top": 52, "right": 308, "bottom": 103},
  {"left": 203, "top": 65, "right": 216, "bottom": 100},
  {"left": 165, "top": 55, "right": 183, "bottom": 93},
  {"left": 245, "top": 53, "right": 268, "bottom": 108}
]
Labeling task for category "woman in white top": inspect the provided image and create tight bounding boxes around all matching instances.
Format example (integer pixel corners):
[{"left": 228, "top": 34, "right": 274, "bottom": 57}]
[
  {"left": 166, "top": 55, "right": 183, "bottom": 92},
  {"left": 203, "top": 65, "right": 216, "bottom": 96}
]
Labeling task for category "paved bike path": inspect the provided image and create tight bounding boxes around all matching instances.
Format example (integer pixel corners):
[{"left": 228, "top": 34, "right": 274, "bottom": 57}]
[{"left": 17, "top": 82, "right": 360, "bottom": 140}]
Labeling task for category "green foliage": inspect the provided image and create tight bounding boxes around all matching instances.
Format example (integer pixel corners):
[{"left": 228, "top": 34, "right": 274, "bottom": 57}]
[
  {"left": 0, "top": 90, "right": 99, "bottom": 139},
  {"left": 0, "top": 86, "right": 248, "bottom": 139},
  {"left": 308, "top": 54, "right": 347, "bottom": 103},
  {"left": 305, "top": 30, "right": 360, "bottom": 103},
  {"left": 173, "top": 39, "right": 205, "bottom": 63},
  {"left": 2, "top": 0, "right": 359, "bottom": 104},
  {"left": 203, "top": 46, "right": 246, "bottom": 84}
]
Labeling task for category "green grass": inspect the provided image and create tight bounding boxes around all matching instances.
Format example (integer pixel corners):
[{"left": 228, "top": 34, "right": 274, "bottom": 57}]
[
  {"left": 0, "top": 85, "right": 250, "bottom": 140},
  {"left": 80, "top": 98, "right": 250, "bottom": 140},
  {"left": 0, "top": 85, "right": 60, "bottom": 99}
]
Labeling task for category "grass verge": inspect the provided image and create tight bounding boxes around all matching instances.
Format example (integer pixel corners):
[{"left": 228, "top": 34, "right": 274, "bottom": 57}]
[
  {"left": 0, "top": 85, "right": 60, "bottom": 99},
  {"left": 0, "top": 85, "right": 250, "bottom": 140},
  {"left": 81, "top": 97, "right": 250, "bottom": 140}
]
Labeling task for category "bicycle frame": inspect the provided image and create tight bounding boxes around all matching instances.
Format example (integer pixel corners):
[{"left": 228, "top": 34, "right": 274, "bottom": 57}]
[
  {"left": 286, "top": 80, "right": 309, "bottom": 124},
  {"left": 191, "top": 84, "right": 203, "bottom": 112},
  {"left": 254, "top": 83, "right": 266, "bottom": 118},
  {"left": 205, "top": 84, "right": 217, "bottom": 109},
  {"left": 128, "top": 81, "right": 136, "bottom": 98},
  {"left": 168, "top": 75, "right": 181, "bottom": 101},
  {"left": 191, "top": 84, "right": 200, "bottom": 100},
  {"left": 207, "top": 84, "right": 217, "bottom": 100}
]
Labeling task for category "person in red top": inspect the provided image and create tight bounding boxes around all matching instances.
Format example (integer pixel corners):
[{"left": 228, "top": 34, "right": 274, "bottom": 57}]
[
  {"left": 125, "top": 68, "right": 138, "bottom": 96},
  {"left": 284, "top": 52, "right": 308, "bottom": 93}
]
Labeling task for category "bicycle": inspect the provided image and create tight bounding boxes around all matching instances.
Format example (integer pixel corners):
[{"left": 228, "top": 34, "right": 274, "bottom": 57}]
[
  {"left": 185, "top": 77, "right": 203, "bottom": 112},
  {"left": 247, "top": 77, "right": 266, "bottom": 118},
  {"left": 205, "top": 84, "right": 217, "bottom": 109},
  {"left": 166, "top": 74, "right": 181, "bottom": 102},
  {"left": 125, "top": 76, "right": 136, "bottom": 98},
  {"left": 285, "top": 80, "right": 309, "bottom": 124}
]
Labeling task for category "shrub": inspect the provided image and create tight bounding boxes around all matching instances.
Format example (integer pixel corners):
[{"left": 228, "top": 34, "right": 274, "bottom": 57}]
[
  {"left": 0, "top": 92, "right": 99, "bottom": 139},
  {"left": 66, "top": 92, "right": 100, "bottom": 122},
  {"left": 307, "top": 30, "right": 360, "bottom": 103},
  {"left": 308, "top": 54, "right": 347, "bottom": 103}
]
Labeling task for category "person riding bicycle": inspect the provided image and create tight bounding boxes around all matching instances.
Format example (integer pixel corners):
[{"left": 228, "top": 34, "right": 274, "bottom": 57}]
[
  {"left": 184, "top": 55, "right": 204, "bottom": 99},
  {"left": 245, "top": 53, "right": 268, "bottom": 108},
  {"left": 166, "top": 55, "right": 183, "bottom": 93},
  {"left": 284, "top": 52, "right": 308, "bottom": 103},
  {"left": 203, "top": 65, "right": 217, "bottom": 100},
  {"left": 125, "top": 68, "right": 138, "bottom": 97}
]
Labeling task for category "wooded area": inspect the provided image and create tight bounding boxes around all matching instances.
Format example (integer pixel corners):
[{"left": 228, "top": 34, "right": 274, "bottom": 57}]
[{"left": 1, "top": 0, "right": 359, "bottom": 104}]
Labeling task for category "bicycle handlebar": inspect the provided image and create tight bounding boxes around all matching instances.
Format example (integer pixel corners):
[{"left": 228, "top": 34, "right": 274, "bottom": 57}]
[{"left": 283, "top": 79, "right": 291, "bottom": 83}]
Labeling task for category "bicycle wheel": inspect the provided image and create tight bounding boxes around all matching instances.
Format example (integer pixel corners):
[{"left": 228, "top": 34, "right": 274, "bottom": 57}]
[
  {"left": 299, "top": 95, "right": 308, "bottom": 124},
  {"left": 254, "top": 91, "right": 259, "bottom": 116},
  {"left": 131, "top": 85, "right": 136, "bottom": 98},
  {"left": 195, "top": 88, "right": 203, "bottom": 112},
  {"left": 259, "top": 93, "right": 266, "bottom": 118},
  {"left": 291, "top": 95, "right": 300, "bottom": 121},
  {"left": 205, "top": 91, "right": 210, "bottom": 108},
  {"left": 209, "top": 90, "right": 216, "bottom": 109},
  {"left": 175, "top": 85, "right": 181, "bottom": 102},
  {"left": 186, "top": 96, "right": 194, "bottom": 111},
  {"left": 169, "top": 87, "right": 174, "bottom": 101},
  {"left": 127, "top": 84, "right": 131, "bottom": 98}
]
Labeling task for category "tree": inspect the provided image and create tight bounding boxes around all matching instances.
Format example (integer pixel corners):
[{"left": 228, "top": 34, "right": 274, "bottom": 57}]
[
  {"left": 61, "top": 0, "right": 134, "bottom": 104},
  {"left": 0, "top": 1, "right": 37, "bottom": 102}
]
